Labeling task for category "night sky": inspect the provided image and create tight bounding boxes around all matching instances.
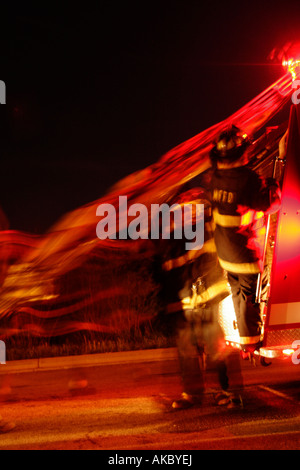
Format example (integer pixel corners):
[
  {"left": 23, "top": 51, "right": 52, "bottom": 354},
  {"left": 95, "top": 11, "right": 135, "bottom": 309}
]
[{"left": 0, "top": 0, "right": 300, "bottom": 234}]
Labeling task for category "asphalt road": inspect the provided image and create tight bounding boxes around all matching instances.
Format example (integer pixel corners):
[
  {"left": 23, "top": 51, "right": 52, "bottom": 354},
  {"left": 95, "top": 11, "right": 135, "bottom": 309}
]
[{"left": 0, "top": 349, "right": 299, "bottom": 451}]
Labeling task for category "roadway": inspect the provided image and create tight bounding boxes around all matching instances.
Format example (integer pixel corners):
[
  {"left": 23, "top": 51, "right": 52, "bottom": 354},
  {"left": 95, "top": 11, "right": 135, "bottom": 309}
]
[{"left": 0, "top": 348, "right": 299, "bottom": 451}]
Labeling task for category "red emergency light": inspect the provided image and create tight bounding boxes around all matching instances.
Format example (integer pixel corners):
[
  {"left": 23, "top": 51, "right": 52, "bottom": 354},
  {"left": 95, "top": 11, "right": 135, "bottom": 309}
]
[{"left": 281, "top": 42, "right": 300, "bottom": 80}]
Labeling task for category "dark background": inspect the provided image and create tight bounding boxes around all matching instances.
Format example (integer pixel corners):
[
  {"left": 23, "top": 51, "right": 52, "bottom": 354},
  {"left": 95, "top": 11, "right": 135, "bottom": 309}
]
[{"left": 0, "top": 0, "right": 299, "bottom": 233}]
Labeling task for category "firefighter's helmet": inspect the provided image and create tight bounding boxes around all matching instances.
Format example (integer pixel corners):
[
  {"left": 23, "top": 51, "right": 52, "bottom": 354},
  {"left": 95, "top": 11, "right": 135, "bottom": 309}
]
[{"left": 210, "top": 125, "right": 250, "bottom": 163}]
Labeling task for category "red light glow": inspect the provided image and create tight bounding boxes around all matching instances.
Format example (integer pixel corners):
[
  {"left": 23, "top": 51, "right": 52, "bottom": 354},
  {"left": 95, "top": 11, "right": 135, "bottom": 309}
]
[
  {"left": 281, "top": 42, "right": 300, "bottom": 80},
  {"left": 282, "top": 58, "right": 300, "bottom": 80}
]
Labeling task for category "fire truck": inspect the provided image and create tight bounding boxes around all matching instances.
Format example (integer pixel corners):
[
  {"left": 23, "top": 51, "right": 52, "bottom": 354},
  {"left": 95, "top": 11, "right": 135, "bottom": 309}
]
[{"left": 219, "top": 102, "right": 300, "bottom": 363}]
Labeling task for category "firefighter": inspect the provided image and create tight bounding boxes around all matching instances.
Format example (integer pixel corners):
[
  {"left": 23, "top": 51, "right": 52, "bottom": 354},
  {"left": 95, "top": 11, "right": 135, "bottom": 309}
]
[
  {"left": 209, "top": 125, "right": 281, "bottom": 354},
  {"left": 158, "top": 188, "right": 243, "bottom": 409}
]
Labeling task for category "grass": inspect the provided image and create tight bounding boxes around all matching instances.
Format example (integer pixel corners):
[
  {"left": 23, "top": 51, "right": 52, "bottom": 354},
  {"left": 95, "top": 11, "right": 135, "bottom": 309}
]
[
  {"left": 5, "top": 325, "right": 176, "bottom": 361},
  {"left": 2, "top": 248, "right": 178, "bottom": 361}
]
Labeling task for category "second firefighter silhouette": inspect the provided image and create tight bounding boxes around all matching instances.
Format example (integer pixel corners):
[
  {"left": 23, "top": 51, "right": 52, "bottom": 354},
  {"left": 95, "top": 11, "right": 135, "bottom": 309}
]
[
  {"left": 158, "top": 187, "right": 242, "bottom": 409},
  {"left": 209, "top": 126, "right": 281, "bottom": 353}
]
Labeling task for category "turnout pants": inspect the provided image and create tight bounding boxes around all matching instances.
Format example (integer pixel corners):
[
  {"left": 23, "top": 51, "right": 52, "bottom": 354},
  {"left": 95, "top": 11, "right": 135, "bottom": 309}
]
[
  {"left": 176, "top": 305, "right": 230, "bottom": 398},
  {"left": 227, "top": 272, "right": 262, "bottom": 351}
]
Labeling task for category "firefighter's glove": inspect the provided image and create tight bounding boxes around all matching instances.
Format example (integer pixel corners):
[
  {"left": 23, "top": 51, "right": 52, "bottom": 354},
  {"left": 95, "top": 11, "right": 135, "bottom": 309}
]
[{"left": 265, "top": 177, "right": 279, "bottom": 190}]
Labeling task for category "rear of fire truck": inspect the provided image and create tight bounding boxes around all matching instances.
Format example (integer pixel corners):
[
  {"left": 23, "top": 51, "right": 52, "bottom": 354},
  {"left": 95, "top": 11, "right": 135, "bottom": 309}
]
[{"left": 219, "top": 91, "right": 300, "bottom": 363}]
